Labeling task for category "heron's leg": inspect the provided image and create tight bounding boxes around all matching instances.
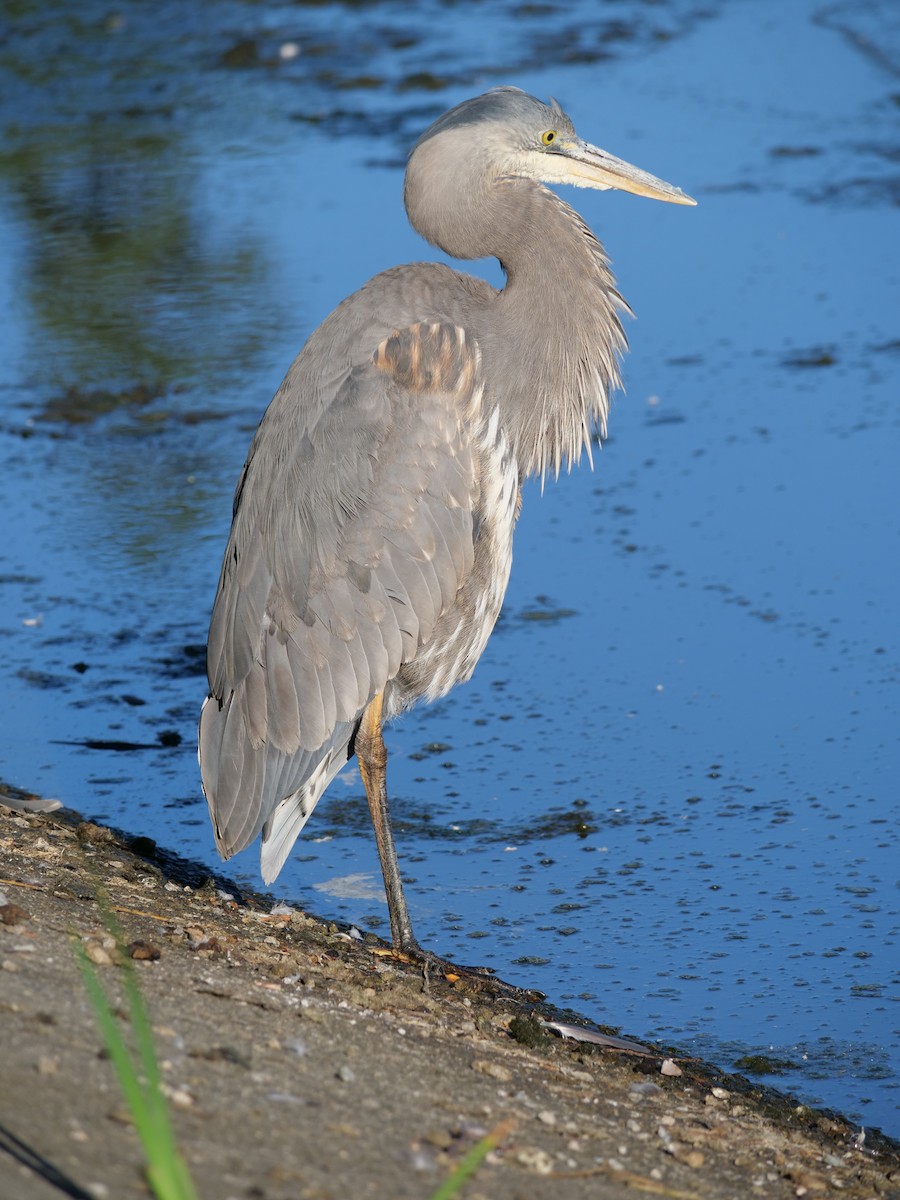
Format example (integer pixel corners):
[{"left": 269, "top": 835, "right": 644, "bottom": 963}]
[{"left": 356, "top": 693, "right": 419, "bottom": 953}]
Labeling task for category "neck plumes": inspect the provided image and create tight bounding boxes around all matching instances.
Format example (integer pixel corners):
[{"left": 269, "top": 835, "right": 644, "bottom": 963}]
[
  {"left": 487, "top": 179, "right": 629, "bottom": 482},
  {"left": 404, "top": 139, "right": 629, "bottom": 482}
]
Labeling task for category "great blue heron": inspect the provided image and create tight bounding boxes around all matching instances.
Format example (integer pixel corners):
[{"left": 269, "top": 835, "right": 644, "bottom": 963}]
[{"left": 200, "top": 87, "right": 694, "bottom": 953}]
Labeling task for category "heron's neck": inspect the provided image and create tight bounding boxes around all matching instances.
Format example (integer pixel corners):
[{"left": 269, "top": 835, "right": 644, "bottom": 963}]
[{"left": 486, "top": 180, "right": 628, "bottom": 482}]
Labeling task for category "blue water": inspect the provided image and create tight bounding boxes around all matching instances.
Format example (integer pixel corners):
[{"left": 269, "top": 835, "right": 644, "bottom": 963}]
[{"left": 0, "top": 0, "right": 897, "bottom": 1135}]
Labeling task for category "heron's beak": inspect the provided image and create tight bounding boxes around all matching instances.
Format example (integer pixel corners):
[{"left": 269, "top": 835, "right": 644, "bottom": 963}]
[{"left": 563, "top": 138, "right": 696, "bottom": 206}]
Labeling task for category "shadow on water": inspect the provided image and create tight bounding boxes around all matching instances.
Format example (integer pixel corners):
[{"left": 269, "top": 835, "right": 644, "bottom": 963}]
[{"left": 0, "top": 0, "right": 898, "bottom": 1136}]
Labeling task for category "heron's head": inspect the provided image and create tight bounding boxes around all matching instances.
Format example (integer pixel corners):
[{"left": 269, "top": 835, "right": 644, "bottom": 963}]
[{"left": 412, "top": 88, "right": 692, "bottom": 220}]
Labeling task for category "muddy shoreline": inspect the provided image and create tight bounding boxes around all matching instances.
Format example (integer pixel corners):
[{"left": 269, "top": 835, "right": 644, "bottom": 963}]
[{"left": 1, "top": 801, "right": 897, "bottom": 1199}]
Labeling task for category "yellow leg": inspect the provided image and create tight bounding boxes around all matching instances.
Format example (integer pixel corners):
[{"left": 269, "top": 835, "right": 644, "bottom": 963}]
[{"left": 356, "top": 693, "right": 419, "bottom": 952}]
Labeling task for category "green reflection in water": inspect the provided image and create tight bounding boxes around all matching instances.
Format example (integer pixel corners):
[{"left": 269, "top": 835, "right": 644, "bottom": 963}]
[{"left": 0, "top": 5, "right": 275, "bottom": 411}]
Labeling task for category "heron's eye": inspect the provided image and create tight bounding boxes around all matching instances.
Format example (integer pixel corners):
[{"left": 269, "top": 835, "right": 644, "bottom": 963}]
[{"left": 541, "top": 130, "right": 557, "bottom": 146}]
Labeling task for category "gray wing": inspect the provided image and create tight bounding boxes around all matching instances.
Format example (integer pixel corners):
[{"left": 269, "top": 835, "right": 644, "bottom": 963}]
[{"left": 199, "top": 321, "right": 484, "bottom": 860}]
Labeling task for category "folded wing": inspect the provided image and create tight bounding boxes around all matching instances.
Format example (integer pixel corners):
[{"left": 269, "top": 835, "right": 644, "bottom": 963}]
[{"left": 199, "top": 322, "right": 486, "bottom": 872}]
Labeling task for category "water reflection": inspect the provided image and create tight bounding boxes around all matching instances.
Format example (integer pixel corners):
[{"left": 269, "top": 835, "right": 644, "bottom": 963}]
[{"left": 4, "top": 122, "right": 267, "bottom": 399}]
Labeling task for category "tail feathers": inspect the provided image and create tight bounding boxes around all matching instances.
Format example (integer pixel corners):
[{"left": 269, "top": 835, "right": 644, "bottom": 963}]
[
  {"left": 260, "top": 739, "right": 355, "bottom": 884},
  {"left": 199, "top": 691, "right": 357, "bottom": 876}
]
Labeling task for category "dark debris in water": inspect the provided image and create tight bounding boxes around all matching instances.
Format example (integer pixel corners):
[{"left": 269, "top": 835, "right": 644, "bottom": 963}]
[
  {"left": 173, "top": 0, "right": 720, "bottom": 150},
  {"left": 802, "top": 175, "right": 900, "bottom": 207},
  {"left": 408, "top": 741, "right": 453, "bottom": 761},
  {"left": 313, "top": 792, "right": 601, "bottom": 845},
  {"left": 645, "top": 409, "right": 687, "bottom": 427},
  {"left": 158, "top": 643, "right": 209, "bottom": 679},
  {"left": 53, "top": 737, "right": 173, "bottom": 752},
  {"left": 0, "top": 572, "right": 42, "bottom": 586},
  {"left": 220, "top": 38, "right": 268, "bottom": 70},
  {"left": 667, "top": 354, "right": 704, "bottom": 366},
  {"left": 781, "top": 346, "right": 838, "bottom": 369},
  {"left": 16, "top": 667, "right": 70, "bottom": 691},
  {"left": 289, "top": 103, "right": 444, "bottom": 144},
  {"left": 396, "top": 71, "right": 453, "bottom": 93},
  {"left": 734, "top": 1054, "right": 801, "bottom": 1076},
  {"left": 516, "top": 595, "right": 578, "bottom": 625},
  {"left": 35, "top": 384, "right": 166, "bottom": 424},
  {"left": 515, "top": 804, "right": 599, "bottom": 841},
  {"left": 770, "top": 145, "right": 823, "bottom": 158}
]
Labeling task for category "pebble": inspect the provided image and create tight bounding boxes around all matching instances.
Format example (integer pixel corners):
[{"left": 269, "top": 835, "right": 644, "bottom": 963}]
[
  {"left": 337, "top": 1065, "right": 356, "bottom": 1083},
  {"left": 161, "top": 1085, "right": 194, "bottom": 1108},
  {"left": 422, "top": 1130, "right": 453, "bottom": 1152},
  {"left": 0, "top": 902, "right": 29, "bottom": 925},
  {"left": 515, "top": 1147, "right": 553, "bottom": 1175},
  {"left": 660, "top": 1058, "right": 683, "bottom": 1077},
  {"left": 565, "top": 1067, "right": 593, "bottom": 1083},
  {"left": 128, "top": 940, "right": 161, "bottom": 961},
  {"left": 666, "top": 1144, "right": 705, "bottom": 1168},
  {"left": 37, "top": 1055, "right": 59, "bottom": 1076},
  {"left": 472, "top": 1059, "right": 512, "bottom": 1082},
  {"left": 409, "top": 1145, "right": 438, "bottom": 1172},
  {"left": 84, "top": 944, "right": 113, "bottom": 966},
  {"left": 537, "top": 1109, "right": 556, "bottom": 1126},
  {"left": 787, "top": 1167, "right": 828, "bottom": 1192},
  {"left": 630, "top": 1081, "right": 662, "bottom": 1099}
]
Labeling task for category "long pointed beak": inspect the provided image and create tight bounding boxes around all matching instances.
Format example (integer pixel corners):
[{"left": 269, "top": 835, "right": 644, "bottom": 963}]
[{"left": 563, "top": 138, "right": 696, "bottom": 206}]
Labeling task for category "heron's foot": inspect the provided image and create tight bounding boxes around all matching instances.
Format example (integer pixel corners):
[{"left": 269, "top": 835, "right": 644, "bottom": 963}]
[{"left": 378, "top": 941, "right": 536, "bottom": 999}]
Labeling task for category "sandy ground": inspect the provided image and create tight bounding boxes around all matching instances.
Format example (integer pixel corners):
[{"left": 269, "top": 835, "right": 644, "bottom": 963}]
[{"left": 0, "top": 802, "right": 898, "bottom": 1200}]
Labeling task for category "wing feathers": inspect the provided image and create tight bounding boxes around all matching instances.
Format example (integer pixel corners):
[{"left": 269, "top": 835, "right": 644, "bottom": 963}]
[
  {"left": 265, "top": 636, "right": 303, "bottom": 751},
  {"left": 200, "top": 316, "right": 486, "bottom": 875}
]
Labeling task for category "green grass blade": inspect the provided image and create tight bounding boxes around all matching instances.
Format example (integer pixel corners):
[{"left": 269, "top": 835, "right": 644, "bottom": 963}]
[
  {"left": 74, "top": 927, "right": 199, "bottom": 1200},
  {"left": 119, "top": 955, "right": 198, "bottom": 1200},
  {"left": 74, "top": 944, "right": 157, "bottom": 1144},
  {"left": 427, "top": 1119, "right": 514, "bottom": 1200}
]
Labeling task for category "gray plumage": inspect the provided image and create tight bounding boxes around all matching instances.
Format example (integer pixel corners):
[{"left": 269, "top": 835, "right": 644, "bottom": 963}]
[{"left": 199, "top": 87, "right": 694, "bottom": 946}]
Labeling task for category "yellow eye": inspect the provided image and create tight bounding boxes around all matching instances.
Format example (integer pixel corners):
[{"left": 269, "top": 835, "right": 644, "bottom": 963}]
[{"left": 541, "top": 130, "right": 557, "bottom": 146}]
